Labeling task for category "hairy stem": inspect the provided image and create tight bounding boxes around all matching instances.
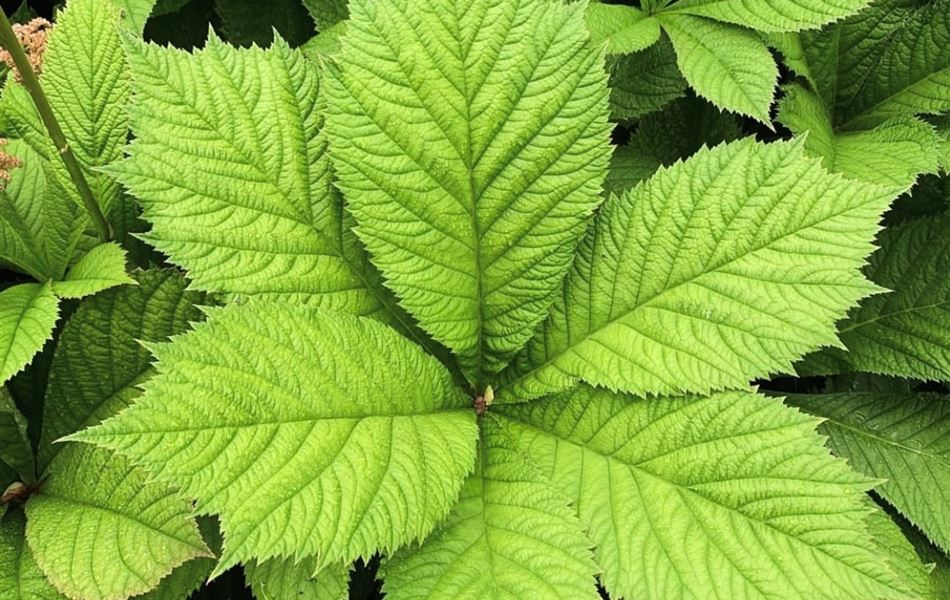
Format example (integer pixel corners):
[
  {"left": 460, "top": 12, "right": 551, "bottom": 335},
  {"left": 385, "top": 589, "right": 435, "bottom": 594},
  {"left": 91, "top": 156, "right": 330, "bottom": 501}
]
[{"left": 0, "top": 9, "right": 112, "bottom": 242}]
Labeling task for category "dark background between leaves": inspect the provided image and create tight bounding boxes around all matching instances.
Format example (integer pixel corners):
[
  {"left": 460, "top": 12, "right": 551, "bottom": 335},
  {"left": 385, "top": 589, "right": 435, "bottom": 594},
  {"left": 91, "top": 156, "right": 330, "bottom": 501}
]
[{"left": 2, "top": 0, "right": 943, "bottom": 598}]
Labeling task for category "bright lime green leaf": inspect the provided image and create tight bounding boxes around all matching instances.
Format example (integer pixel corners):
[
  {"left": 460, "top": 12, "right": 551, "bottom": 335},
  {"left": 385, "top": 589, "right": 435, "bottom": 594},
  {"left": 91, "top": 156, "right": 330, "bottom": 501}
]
[
  {"left": 0, "top": 511, "right": 64, "bottom": 600},
  {"left": 325, "top": 0, "right": 611, "bottom": 382},
  {"left": 302, "top": 0, "right": 348, "bottom": 30},
  {"left": 50, "top": 243, "right": 134, "bottom": 299},
  {"left": 779, "top": 85, "right": 941, "bottom": 187},
  {"left": 0, "top": 140, "right": 80, "bottom": 281},
  {"left": 40, "top": 270, "right": 204, "bottom": 470},
  {"left": 112, "top": 0, "right": 158, "bottom": 33},
  {"left": 496, "top": 388, "right": 904, "bottom": 600},
  {"left": 113, "top": 34, "right": 413, "bottom": 330},
  {"left": 246, "top": 559, "right": 348, "bottom": 600},
  {"left": 604, "top": 96, "right": 742, "bottom": 195},
  {"left": 800, "top": 213, "right": 950, "bottom": 381},
  {"left": 383, "top": 419, "right": 598, "bottom": 600},
  {"left": 26, "top": 444, "right": 209, "bottom": 600},
  {"left": 671, "top": 0, "right": 871, "bottom": 32},
  {"left": 0, "top": 283, "right": 59, "bottom": 385},
  {"left": 607, "top": 37, "right": 686, "bottom": 121},
  {"left": 866, "top": 507, "right": 935, "bottom": 599},
  {"left": 659, "top": 14, "right": 777, "bottom": 122},
  {"left": 0, "top": 388, "right": 32, "bottom": 480},
  {"left": 500, "top": 138, "right": 896, "bottom": 401},
  {"left": 788, "top": 392, "right": 950, "bottom": 552},
  {"left": 71, "top": 303, "right": 478, "bottom": 575},
  {"left": 1, "top": 0, "right": 132, "bottom": 238},
  {"left": 586, "top": 3, "right": 659, "bottom": 54}
]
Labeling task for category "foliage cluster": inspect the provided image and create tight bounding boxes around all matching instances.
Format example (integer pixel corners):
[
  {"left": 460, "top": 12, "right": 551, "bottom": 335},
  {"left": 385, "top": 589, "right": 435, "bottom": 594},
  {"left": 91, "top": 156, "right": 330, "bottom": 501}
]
[{"left": 1, "top": 0, "right": 949, "bottom": 599}]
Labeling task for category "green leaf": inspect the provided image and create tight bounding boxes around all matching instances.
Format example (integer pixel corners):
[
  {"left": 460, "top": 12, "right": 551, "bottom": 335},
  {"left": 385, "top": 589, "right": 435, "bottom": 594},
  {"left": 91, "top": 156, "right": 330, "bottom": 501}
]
[
  {"left": 0, "top": 139, "right": 80, "bottom": 281},
  {"left": 866, "top": 507, "right": 935, "bottom": 599},
  {"left": 246, "top": 559, "right": 348, "bottom": 600},
  {"left": 301, "top": 0, "right": 348, "bottom": 30},
  {"left": 604, "top": 96, "right": 742, "bottom": 195},
  {"left": 795, "top": 0, "right": 950, "bottom": 130},
  {"left": 50, "top": 243, "right": 134, "bottom": 300},
  {"left": 25, "top": 444, "right": 210, "bottom": 600},
  {"left": 0, "top": 387, "right": 32, "bottom": 480},
  {"left": 496, "top": 387, "right": 904, "bottom": 600},
  {"left": 0, "top": 511, "right": 64, "bottom": 600},
  {"left": 778, "top": 85, "right": 941, "bottom": 187},
  {"left": 114, "top": 34, "right": 411, "bottom": 328},
  {"left": 1, "top": 0, "right": 133, "bottom": 238},
  {"left": 671, "top": 0, "right": 872, "bottom": 32},
  {"left": 382, "top": 419, "right": 598, "bottom": 600},
  {"left": 134, "top": 518, "right": 219, "bottom": 600},
  {"left": 325, "top": 0, "right": 612, "bottom": 382},
  {"left": 586, "top": 3, "right": 659, "bottom": 55},
  {"left": 0, "top": 283, "right": 59, "bottom": 385},
  {"left": 71, "top": 303, "right": 478, "bottom": 575},
  {"left": 799, "top": 213, "right": 950, "bottom": 381},
  {"left": 301, "top": 22, "right": 347, "bottom": 61},
  {"left": 606, "top": 36, "right": 687, "bottom": 121},
  {"left": 40, "top": 269, "right": 204, "bottom": 470},
  {"left": 112, "top": 0, "right": 158, "bottom": 34},
  {"left": 787, "top": 392, "right": 950, "bottom": 552},
  {"left": 659, "top": 14, "right": 777, "bottom": 122},
  {"left": 500, "top": 138, "right": 896, "bottom": 401}
]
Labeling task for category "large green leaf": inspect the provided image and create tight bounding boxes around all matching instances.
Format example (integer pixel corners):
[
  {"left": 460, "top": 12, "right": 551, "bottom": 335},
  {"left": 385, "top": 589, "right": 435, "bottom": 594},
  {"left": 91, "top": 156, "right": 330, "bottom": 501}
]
[
  {"left": 0, "top": 283, "right": 58, "bottom": 385},
  {"left": 500, "top": 138, "right": 897, "bottom": 401},
  {"left": 0, "top": 140, "right": 79, "bottom": 281},
  {"left": 40, "top": 270, "right": 204, "bottom": 470},
  {"left": 382, "top": 419, "right": 598, "bottom": 600},
  {"left": 25, "top": 444, "right": 210, "bottom": 600},
  {"left": 113, "top": 35, "right": 406, "bottom": 325},
  {"left": 799, "top": 213, "right": 950, "bottom": 381},
  {"left": 788, "top": 392, "right": 950, "bottom": 552},
  {"left": 325, "top": 0, "right": 612, "bottom": 383},
  {"left": 658, "top": 14, "right": 777, "bottom": 122},
  {"left": 72, "top": 303, "right": 479, "bottom": 574},
  {"left": 866, "top": 507, "right": 935, "bottom": 599},
  {"left": 496, "top": 387, "right": 905, "bottom": 600},
  {"left": 0, "top": 512, "right": 64, "bottom": 600},
  {"left": 670, "top": 0, "right": 872, "bottom": 32}
]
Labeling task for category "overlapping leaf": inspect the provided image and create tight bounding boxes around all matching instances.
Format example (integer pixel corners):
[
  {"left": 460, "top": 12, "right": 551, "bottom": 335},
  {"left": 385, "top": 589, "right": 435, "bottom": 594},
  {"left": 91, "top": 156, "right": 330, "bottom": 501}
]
[
  {"left": 383, "top": 419, "right": 598, "bottom": 600},
  {"left": 26, "top": 444, "right": 210, "bottom": 600},
  {"left": 0, "top": 283, "right": 58, "bottom": 385},
  {"left": 799, "top": 213, "right": 950, "bottom": 381},
  {"left": 245, "top": 559, "right": 348, "bottom": 600},
  {"left": 501, "top": 138, "right": 897, "bottom": 401},
  {"left": 497, "top": 387, "right": 905, "bottom": 599},
  {"left": 0, "top": 512, "right": 64, "bottom": 600},
  {"left": 113, "top": 34, "right": 405, "bottom": 325},
  {"left": 789, "top": 392, "right": 950, "bottom": 552},
  {"left": 325, "top": 0, "right": 612, "bottom": 383},
  {"left": 72, "top": 303, "right": 479, "bottom": 574}
]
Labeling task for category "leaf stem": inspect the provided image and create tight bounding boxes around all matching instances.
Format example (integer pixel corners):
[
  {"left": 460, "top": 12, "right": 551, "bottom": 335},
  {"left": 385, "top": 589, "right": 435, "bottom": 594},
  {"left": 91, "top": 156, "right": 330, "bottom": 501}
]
[{"left": 0, "top": 9, "right": 112, "bottom": 242}]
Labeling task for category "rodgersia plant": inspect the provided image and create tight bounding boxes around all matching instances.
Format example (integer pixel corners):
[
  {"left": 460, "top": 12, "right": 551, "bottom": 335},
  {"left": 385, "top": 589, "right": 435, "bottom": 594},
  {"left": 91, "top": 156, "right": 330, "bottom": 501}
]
[{"left": 1, "top": 0, "right": 949, "bottom": 599}]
